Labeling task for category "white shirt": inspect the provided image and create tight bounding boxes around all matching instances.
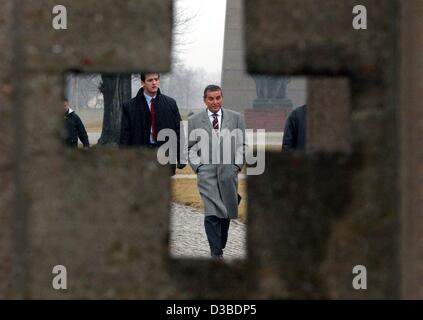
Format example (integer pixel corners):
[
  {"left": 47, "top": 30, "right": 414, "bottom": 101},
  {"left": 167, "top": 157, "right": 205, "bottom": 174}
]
[
  {"left": 144, "top": 92, "right": 157, "bottom": 144},
  {"left": 207, "top": 108, "right": 222, "bottom": 132}
]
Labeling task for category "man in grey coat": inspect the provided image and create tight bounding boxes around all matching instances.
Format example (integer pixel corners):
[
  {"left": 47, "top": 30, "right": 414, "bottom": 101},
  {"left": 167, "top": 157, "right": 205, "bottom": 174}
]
[{"left": 188, "top": 85, "right": 246, "bottom": 259}]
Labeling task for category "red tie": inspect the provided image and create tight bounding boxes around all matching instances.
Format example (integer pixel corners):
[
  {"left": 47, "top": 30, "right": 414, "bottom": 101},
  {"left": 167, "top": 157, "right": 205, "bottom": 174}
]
[{"left": 150, "top": 99, "right": 157, "bottom": 142}]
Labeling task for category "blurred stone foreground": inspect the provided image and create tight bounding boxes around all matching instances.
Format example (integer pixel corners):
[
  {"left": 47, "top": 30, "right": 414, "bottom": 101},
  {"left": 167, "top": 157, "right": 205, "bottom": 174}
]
[{"left": 1, "top": 0, "right": 423, "bottom": 299}]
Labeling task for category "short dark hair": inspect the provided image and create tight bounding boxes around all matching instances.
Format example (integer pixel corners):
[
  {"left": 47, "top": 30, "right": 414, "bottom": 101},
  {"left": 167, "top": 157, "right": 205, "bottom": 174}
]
[
  {"left": 203, "top": 85, "right": 222, "bottom": 98},
  {"left": 140, "top": 73, "right": 160, "bottom": 82}
]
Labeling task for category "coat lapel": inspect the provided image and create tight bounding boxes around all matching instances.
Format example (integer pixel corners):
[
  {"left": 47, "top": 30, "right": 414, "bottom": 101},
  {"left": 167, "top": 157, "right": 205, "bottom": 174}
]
[
  {"left": 201, "top": 109, "right": 212, "bottom": 135},
  {"left": 220, "top": 107, "right": 231, "bottom": 131}
]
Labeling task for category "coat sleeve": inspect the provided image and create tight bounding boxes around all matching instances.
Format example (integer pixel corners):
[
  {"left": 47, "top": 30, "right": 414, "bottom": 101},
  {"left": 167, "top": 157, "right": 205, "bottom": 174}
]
[
  {"left": 235, "top": 113, "right": 246, "bottom": 169},
  {"left": 75, "top": 114, "right": 90, "bottom": 148},
  {"left": 119, "top": 103, "right": 131, "bottom": 146},
  {"left": 171, "top": 100, "right": 186, "bottom": 165},
  {"left": 282, "top": 112, "right": 297, "bottom": 151},
  {"left": 187, "top": 117, "right": 202, "bottom": 173}
]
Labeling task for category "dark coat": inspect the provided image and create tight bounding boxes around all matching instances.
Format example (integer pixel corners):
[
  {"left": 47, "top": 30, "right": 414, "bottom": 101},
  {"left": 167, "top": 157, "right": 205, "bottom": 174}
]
[
  {"left": 119, "top": 88, "right": 184, "bottom": 171},
  {"left": 282, "top": 105, "right": 306, "bottom": 151},
  {"left": 64, "top": 111, "right": 90, "bottom": 148}
]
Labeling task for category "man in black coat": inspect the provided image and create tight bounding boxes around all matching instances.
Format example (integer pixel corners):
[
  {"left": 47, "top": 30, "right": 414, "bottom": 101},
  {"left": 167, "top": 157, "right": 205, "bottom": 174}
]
[
  {"left": 119, "top": 73, "right": 185, "bottom": 173},
  {"left": 282, "top": 104, "right": 306, "bottom": 151},
  {"left": 64, "top": 99, "right": 90, "bottom": 148}
]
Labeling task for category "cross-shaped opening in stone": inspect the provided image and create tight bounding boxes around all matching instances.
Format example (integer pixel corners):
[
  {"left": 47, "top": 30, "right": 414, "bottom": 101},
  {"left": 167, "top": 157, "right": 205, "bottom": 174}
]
[{"left": 62, "top": 71, "right": 252, "bottom": 261}]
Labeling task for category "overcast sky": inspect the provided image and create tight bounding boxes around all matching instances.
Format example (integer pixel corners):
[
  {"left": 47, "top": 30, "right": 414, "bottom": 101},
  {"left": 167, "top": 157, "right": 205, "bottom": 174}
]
[{"left": 173, "top": 0, "right": 227, "bottom": 75}]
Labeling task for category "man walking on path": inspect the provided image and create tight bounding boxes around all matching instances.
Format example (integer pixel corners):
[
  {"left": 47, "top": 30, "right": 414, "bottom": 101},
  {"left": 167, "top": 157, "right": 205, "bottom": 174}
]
[
  {"left": 119, "top": 73, "right": 185, "bottom": 174},
  {"left": 188, "top": 85, "right": 246, "bottom": 259}
]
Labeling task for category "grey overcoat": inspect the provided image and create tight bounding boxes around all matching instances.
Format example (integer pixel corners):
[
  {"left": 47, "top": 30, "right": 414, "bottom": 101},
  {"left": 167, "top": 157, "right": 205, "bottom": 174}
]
[{"left": 188, "top": 108, "right": 246, "bottom": 219}]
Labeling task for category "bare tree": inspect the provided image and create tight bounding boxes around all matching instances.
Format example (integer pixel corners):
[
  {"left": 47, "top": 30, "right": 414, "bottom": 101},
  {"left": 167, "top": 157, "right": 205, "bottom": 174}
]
[
  {"left": 97, "top": 74, "right": 131, "bottom": 145},
  {"left": 171, "top": 0, "right": 198, "bottom": 62},
  {"left": 66, "top": 73, "right": 101, "bottom": 110},
  {"left": 96, "top": 1, "right": 198, "bottom": 145}
]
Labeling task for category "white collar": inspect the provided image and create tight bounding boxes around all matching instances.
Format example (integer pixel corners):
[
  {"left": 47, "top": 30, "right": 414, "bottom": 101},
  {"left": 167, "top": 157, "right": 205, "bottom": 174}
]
[
  {"left": 207, "top": 108, "right": 222, "bottom": 117},
  {"left": 144, "top": 92, "right": 156, "bottom": 101}
]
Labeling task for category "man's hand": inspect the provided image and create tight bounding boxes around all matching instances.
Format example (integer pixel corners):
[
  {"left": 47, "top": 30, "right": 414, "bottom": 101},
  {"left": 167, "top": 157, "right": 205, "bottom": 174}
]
[{"left": 177, "top": 163, "right": 186, "bottom": 170}]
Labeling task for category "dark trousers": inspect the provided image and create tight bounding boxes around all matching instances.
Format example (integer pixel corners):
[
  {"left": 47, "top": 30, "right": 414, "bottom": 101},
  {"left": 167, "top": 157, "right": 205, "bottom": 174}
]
[{"left": 204, "top": 215, "right": 231, "bottom": 256}]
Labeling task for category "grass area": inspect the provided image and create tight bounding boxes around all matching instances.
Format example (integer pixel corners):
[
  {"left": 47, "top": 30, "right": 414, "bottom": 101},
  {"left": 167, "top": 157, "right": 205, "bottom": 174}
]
[
  {"left": 262, "top": 144, "right": 282, "bottom": 152},
  {"left": 175, "top": 165, "right": 195, "bottom": 175},
  {"left": 77, "top": 109, "right": 103, "bottom": 132},
  {"left": 85, "top": 124, "right": 103, "bottom": 132},
  {"left": 171, "top": 177, "right": 248, "bottom": 223}
]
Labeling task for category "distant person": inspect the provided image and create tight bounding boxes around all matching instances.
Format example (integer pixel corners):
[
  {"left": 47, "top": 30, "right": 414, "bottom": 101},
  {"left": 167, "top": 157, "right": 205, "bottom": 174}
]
[
  {"left": 119, "top": 72, "right": 185, "bottom": 174},
  {"left": 63, "top": 99, "right": 90, "bottom": 148},
  {"left": 282, "top": 105, "right": 306, "bottom": 151}
]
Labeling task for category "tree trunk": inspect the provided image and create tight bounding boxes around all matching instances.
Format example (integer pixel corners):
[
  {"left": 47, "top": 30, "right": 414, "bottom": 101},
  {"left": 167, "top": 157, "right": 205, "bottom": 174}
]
[{"left": 98, "top": 74, "right": 131, "bottom": 145}]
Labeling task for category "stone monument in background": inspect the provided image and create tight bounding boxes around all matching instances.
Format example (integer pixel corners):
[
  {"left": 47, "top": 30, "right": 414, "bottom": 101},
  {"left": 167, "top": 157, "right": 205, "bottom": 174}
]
[
  {"left": 221, "top": 0, "right": 306, "bottom": 131},
  {"left": 252, "top": 75, "right": 293, "bottom": 110}
]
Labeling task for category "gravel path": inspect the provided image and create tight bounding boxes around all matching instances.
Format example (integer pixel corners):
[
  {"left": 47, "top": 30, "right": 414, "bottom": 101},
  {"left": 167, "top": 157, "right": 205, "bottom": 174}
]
[{"left": 170, "top": 203, "right": 247, "bottom": 260}]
